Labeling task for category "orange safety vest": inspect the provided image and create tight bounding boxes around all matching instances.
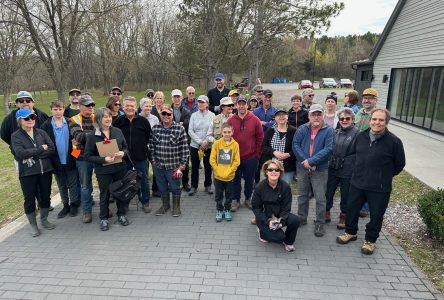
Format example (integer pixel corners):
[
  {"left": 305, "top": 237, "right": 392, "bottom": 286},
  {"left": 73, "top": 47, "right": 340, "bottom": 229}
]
[{"left": 70, "top": 113, "right": 95, "bottom": 158}]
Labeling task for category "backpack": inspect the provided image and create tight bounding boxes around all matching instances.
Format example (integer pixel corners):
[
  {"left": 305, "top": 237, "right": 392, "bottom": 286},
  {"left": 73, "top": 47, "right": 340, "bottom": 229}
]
[{"left": 108, "top": 155, "right": 142, "bottom": 205}]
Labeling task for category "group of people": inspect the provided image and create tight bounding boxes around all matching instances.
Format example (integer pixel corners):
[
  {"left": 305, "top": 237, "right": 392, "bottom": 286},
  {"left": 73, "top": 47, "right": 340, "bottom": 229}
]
[{"left": 0, "top": 73, "right": 405, "bottom": 255}]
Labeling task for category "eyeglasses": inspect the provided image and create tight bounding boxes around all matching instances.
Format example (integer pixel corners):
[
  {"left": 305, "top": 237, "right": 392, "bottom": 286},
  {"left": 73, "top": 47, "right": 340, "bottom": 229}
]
[
  {"left": 70, "top": 92, "right": 80, "bottom": 96},
  {"left": 112, "top": 92, "right": 121, "bottom": 96},
  {"left": 339, "top": 117, "right": 351, "bottom": 121},
  {"left": 114, "top": 103, "right": 121, "bottom": 106},
  {"left": 84, "top": 103, "right": 95, "bottom": 108},
  {"left": 188, "top": 92, "right": 195, "bottom": 95},
  {"left": 17, "top": 99, "right": 33, "bottom": 104},
  {"left": 161, "top": 111, "right": 172, "bottom": 116},
  {"left": 267, "top": 168, "right": 281, "bottom": 173},
  {"left": 23, "top": 115, "right": 36, "bottom": 121}
]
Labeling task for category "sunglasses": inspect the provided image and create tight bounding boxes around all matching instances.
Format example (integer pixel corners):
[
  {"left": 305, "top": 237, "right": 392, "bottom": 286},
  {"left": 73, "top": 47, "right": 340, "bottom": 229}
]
[
  {"left": 267, "top": 168, "right": 281, "bottom": 173},
  {"left": 339, "top": 117, "right": 351, "bottom": 121},
  {"left": 222, "top": 104, "right": 235, "bottom": 108},
  {"left": 17, "top": 99, "right": 33, "bottom": 104},
  {"left": 22, "top": 115, "right": 36, "bottom": 121},
  {"left": 70, "top": 92, "right": 80, "bottom": 96},
  {"left": 114, "top": 103, "right": 121, "bottom": 106},
  {"left": 112, "top": 92, "right": 121, "bottom": 96},
  {"left": 256, "top": 90, "right": 263, "bottom": 93},
  {"left": 161, "top": 112, "right": 172, "bottom": 116},
  {"left": 147, "top": 93, "right": 154, "bottom": 97},
  {"left": 188, "top": 92, "right": 195, "bottom": 95},
  {"left": 308, "top": 94, "right": 315, "bottom": 97},
  {"left": 84, "top": 103, "right": 95, "bottom": 108}
]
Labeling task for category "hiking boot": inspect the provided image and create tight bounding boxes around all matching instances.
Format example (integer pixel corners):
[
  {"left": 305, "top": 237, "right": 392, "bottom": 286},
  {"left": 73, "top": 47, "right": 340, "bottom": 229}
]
[
  {"left": 215, "top": 210, "right": 223, "bottom": 222},
  {"left": 205, "top": 186, "right": 213, "bottom": 195},
  {"left": 314, "top": 223, "right": 325, "bottom": 237},
  {"left": 361, "top": 241, "right": 376, "bottom": 255},
  {"left": 40, "top": 208, "right": 56, "bottom": 230},
  {"left": 336, "top": 232, "right": 358, "bottom": 244},
  {"left": 188, "top": 187, "right": 197, "bottom": 196},
  {"left": 100, "top": 219, "right": 109, "bottom": 231},
  {"left": 359, "top": 208, "right": 369, "bottom": 218},
  {"left": 224, "top": 210, "right": 232, "bottom": 221},
  {"left": 172, "top": 194, "right": 182, "bottom": 217},
  {"left": 325, "top": 211, "right": 331, "bottom": 223},
  {"left": 26, "top": 212, "right": 40, "bottom": 237},
  {"left": 142, "top": 203, "right": 152, "bottom": 214},
  {"left": 256, "top": 227, "right": 268, "bottom": 243},
  {"left": 83, "top": 212, "right": 92, "bottom": 223},
  {"left": 183, "top": 184, "right": 191, "bottom": 192},
  {"left": 337, "top": 213, "right": 346, "bottom": 230},
  {"left": 230, "top": 201, "right": 240, "bottom": 212},
  {"left": 118, "top": 215, "right": 129, "bottom": 226},
  {"left": 155, "top": 194, "right": 171, "bottom": 216},
  {"left": 69, "top": 203, "right": 79, "bottom": 217},
  {"left": 244, "top": 199, "right": 252, "bottom": 210},
  {"left": 250, "top": 217, "right": 256, "bottom": 225},
  {"left": 57, "top": 204, "right": 70, "bottom": 219},
  {"left": 283, "top": 243, "right": 295, "bottom": 252}
]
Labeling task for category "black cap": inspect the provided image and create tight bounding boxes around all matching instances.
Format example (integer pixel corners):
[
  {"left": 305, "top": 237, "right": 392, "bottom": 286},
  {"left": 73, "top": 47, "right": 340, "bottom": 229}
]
[
  {"left": 325, "top": 94, "right": 338, "bottom": 103},
  {"left": 274, "top": 108, "right": 287, "bottom": 116},
  {"left": 263, "top": 89, "right": 273, "bottom": 97}
]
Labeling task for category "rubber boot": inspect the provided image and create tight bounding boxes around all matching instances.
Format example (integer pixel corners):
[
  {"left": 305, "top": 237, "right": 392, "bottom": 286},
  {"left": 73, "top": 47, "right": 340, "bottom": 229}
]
[
  {"left": 26, "top": 212, "right": 40, "bottom": 237},
  {"left": 172, "top": 194, "right": 181, "bottom": 217},
  {"left": 155, "top": 194, "right": 171, "bottom": 216},
  {"left": 40, "top": 208, "right": 56, "bottom": 230}
]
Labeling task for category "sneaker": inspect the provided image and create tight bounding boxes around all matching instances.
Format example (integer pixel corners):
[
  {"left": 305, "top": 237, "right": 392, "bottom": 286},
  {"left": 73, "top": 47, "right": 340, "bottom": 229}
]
[
  {"left": 230, "top": 201, "right": 240, "bottom": 212},
  {"left": 336, "top": 232, "right": 358, "bottom": 244},
  {"left": 337, "top": 213, "right": 346, "bottom": 230},
  {"left": 361, "top": 241, "right": 376, "bottom": 255},
  {"left": 205, "top": 186, "right": 214, "bottom": 195},
  {"left": 215, "top": 210, "right": 223, "bottom": 222},
  {"left": 82, "top": 212, "right": 92, "bottom": 223},
  {"left": 224, "top": 210, "right": 232, "bottom": 222},
  {"left": 183, "top": 184, "right": 191, "bottom": 192},
  {"left": 142, "top": 203, "right": 152, "bottom": 214},
  {"left": 325, "top": 211, "right": 331, "bottom": 223},
  {"left": 188, "top": 187, "right": 197, "bottom": 196},
  {"left": 256, "top": 227, "right": 268, "bottom": 243},
  {"left": 250, "top": 217, "right": 256, "bottom": 225},
  {"left": 359, "top": 208, "right": 369, "bottom": 218},
  {"left": 118, "top": 215, "right": 129, "bottom": 226},
  {"left": 100, "top": 219, "right": 109, "bottom": 231},
  {"left": 314, "top": 223, "right": 325, "bottom": 237},
  {"left": 283, "top": 243, "right": 295, "bottom": 252},
  {"left": 244, "top": 199, "right": 252, "bottom": 210}
]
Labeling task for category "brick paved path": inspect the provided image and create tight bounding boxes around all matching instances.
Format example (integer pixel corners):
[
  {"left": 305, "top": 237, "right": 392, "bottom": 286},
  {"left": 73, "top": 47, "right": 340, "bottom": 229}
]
[{"left": 0, "top": 172, "right": 442, "bottom": 300}]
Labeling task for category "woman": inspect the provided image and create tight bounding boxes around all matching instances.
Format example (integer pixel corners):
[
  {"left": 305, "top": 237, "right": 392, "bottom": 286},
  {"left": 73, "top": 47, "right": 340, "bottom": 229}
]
[
  {"left": 344, "top": 90, "right": 360, "bottom": 113},
  {"left": 325, "top": 107, "right": 359, "bottom": 229},
  {"left": 188, "top": 95, "right": 215, "bottom": 196},
  {"left": 106, "top": 96, "right": 124, "bottom": 122},
  {"left": 252, "top": 160, "right": 300, "bottom": 252},
  {"left": 11, "top": 108, "right": 56, "bottom": 237},
  {"left": 151, "top": 91, "right": 165, "bottom": 119},
  {"left": 84, "top": 107, "right": 129, "bottom": 231},
  {"left": 247, "top": 95, "right": 259, "bottom": 111},
  {"left": 261, "top": 109, "right": 296, "bottom": 184},
  {"left": 139, "top": 97, "right": 159, "bottom": 128},
  {"left": 287, "top": 95, "right": 308, "bottom": 128},
  {"left": 324, "top": 94, "right": 339, "bottom": 128}
]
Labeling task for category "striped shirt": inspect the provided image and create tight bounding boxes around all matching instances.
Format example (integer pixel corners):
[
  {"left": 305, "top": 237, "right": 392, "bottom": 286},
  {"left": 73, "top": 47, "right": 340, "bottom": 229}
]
[{"left": 354, "top": 108, "right": 371, "bottom": 132}]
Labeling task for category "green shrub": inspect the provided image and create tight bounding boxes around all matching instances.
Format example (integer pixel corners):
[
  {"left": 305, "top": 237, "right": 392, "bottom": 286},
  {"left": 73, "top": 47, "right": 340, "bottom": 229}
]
[{"left": 418, "top": 189, "right": 444, "bottom": 239}]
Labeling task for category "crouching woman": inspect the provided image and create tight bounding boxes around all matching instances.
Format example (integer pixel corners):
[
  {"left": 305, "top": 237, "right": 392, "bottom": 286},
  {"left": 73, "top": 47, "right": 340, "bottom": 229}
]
[{"left": 252, "top": 160, "right": 300, "bottom": 252}]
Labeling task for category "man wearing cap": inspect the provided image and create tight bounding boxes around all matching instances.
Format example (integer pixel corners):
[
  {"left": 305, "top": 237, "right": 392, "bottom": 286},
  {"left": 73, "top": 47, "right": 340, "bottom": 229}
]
[
  {"left": 227, "top": 96, "right": 263, "bottom": 212},
  {"left": 252, "top": 85, "right": 264, "bottom": 105},
  {"left": 110, "top": 87, "right": 123, "bottom": 101},
  {"left": 171, "top": 89, "right": 192, "bottom": 191},
  {"left": 207, "top": 97, "right": 234, "bottom": 143},
  {"left": 355, "top": 88, "right": 378, "bottom": 132},
  {"left": 64, "top": 89, "right": 81, "bottom": 118},
  {"left": 292, "top": 103, "right": 334, "bottom": 237},
  {"left": 181, "top": 86, "right": 198, "bottom": 114},
  {"left": 207, "top": 73, "right": 230, "bottom": 114},
  {"left": 114, "top": 96, "right": 152, "bottom": 213},
  {"left": 69, "top": 95, "right": 96, "bottom": 223},
  {"left": 301, "top": 88, "right": 315, "bottom": 111},
  {"left": 149, "top": 105, "right": 189, "bottom": 217}
]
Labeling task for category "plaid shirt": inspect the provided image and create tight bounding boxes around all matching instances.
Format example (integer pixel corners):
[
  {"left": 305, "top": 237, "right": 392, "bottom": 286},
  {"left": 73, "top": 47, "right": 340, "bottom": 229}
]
[
  {"left": 354, "top": 108, "right": 371, "bottom": 132},
  {"left": 149, "top": 122, "right": 189, "bottom": 170},
  {"left": 270, "top": 127, "right": 286, "bottom": 162}
]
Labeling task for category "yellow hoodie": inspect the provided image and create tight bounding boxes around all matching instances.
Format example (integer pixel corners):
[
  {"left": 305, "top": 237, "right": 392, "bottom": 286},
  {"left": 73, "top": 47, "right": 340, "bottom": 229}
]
[{"left": 210, "top": 137, "right": 240, "bottom": 182}]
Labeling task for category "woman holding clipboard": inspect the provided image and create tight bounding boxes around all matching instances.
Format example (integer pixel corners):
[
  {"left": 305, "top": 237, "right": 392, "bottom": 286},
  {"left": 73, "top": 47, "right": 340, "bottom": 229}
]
[{"left": 84, "top": 107, "right": 129, "bottom": 231}]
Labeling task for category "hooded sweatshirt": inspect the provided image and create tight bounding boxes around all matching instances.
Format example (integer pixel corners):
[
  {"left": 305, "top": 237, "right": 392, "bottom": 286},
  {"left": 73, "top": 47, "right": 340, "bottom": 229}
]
[
  {"left": 210, "top": 137, "right": 240, "bottom": 181},
  {"left": 227, "top": 111, "right": 263, "bottom": 160}
]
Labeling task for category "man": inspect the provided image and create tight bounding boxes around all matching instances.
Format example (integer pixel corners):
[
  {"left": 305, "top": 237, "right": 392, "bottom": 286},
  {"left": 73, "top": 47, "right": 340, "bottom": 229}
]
[
  {"left": 145, "top": 89, "right": 155, "bottom": 99},
  {"left": 292, "top": 103, "right": 334, "bottom": 237},
  {"left": 337, "top": 108, "right": 405, "bottom": 255},
  {"left": 207, "top": 73, "right": 230, "bottom": 113},
  {"left": 207, "top": 96, "right": 234, "bottom": 143},
  {"left": 110, "top": 87, "right": 123, "bottom": 101},
  {"left": 181, "top": 86, "right": 198, "bottom": 113},
  {"left": 171, "top": 89, "right": 192, "bottom": 191},
  {"left": 252, "top": 85, "right": 264, "bottom": 106},
  {"left": 149, "top": 105, "right": 189, "bottom": 217},
  {"left": 227, "top": 96, "right": 263, "bottom": 212},
  {"left": 301, "top": 88, "right": 315, "bottom": 111},
  {"left": 69, "top": 95, "right": 96, "bottom": 223},
  {"left": 114, "top": 96, "right": 152, "bottom": 213},
  {"left": 64, "top": 88, "right": 81, "bottom": 118}
]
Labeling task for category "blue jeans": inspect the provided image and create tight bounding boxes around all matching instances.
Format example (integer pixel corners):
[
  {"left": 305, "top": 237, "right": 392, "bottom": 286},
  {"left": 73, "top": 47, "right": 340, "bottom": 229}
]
[
  {"left": 54, "top": 167, "right": 80, "bottom": 206},
  {"left": 232, "top": 157, "right": 259, "bottom": 202},
  {"left": 282, "top": 171, "right": 295, "bottom": 185},
  {"left": 128, "top": 159, "right": 150, "bottom": 204},
  {"left": 152, "top": 165, "right": 181, "bottom": 196},
  {"left": 76, "top": 159, "right": 94, "bottom": 213},
  {"left": 297, "top": 166, "right": 328, "bottom": 224}
]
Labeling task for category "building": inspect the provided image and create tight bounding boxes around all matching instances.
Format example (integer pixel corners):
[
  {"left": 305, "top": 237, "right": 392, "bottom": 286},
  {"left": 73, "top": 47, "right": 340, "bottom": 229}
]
[{"left": 352, "top": 0, "right": 444, "bottom": 134}]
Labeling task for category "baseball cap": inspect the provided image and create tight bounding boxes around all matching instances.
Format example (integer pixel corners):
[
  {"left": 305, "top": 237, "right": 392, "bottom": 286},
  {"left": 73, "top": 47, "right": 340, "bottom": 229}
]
[
  {"left": 237, "top": 95, "right": 247, "bottom": 103},
  {"left": 220, "top": 97, "right": 234, "bottom": 106},
  {"left": 79, "top": 95, "right": 94, "bottom": 106},
  {"left": 145, "top": 89, "right": 155, "bottom": 96},
  {"left": 16, "top": 91, "right": 33, "bottom": 101},
  {"left": 171, "top": 89, "right": 182, "bottom": 97},
  {"left": 253, "top": 85, "right": 263, "bottom": 92},
  {"left": 16, "top": 108, "right": 36, "bottom": 119},
  {"left": 302, "top": 88, "right": 314, "bottom": 98},
  {"left": 362, "top": 88, "right": 378, "bottom": 98},
  {"left": 110, "top": 86, "right": 122, "bottom": 93},
  {"left": 274, "top": 108, "right": 288, "bottom": 117},
  {"left": 249, "top": 95, "right": 258, "bottom": 102},
  {"left": 263, "top": 89, "right": 273, "bottom": 97},
  {"left": 228, "top": 90, "right": 239, "bottom": 97},
  {"left": 160, "top": 105, "right": 173, "bottom": 113},
  {"left": 309, "top": 103, "right": 324, "bottom": 114},
  {"left": 197, "top": 95, "right": 209, "bottom": 102},
  {"left": 215, "top": 73, "right": 225, "bottom": 80},
  {"left": 69, "top": 88, "right": 81, "bottom": 95}
]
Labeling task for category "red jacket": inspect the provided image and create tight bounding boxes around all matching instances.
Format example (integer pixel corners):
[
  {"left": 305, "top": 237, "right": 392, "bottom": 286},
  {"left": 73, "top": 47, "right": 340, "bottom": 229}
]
[{"left": 228, "top": 111, "right": 263, "bottom": 160}]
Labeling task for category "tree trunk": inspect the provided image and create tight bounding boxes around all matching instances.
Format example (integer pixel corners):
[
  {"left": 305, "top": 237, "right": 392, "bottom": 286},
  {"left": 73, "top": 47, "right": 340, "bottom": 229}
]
[{"left": 3, "top": 88, "right": 12, "bottom": 114}]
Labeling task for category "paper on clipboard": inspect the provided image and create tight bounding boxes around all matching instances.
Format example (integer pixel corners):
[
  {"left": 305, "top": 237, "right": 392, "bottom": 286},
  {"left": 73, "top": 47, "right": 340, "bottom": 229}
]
[{"left": 96, "top": 139, "right": 122, "bottom": 165}]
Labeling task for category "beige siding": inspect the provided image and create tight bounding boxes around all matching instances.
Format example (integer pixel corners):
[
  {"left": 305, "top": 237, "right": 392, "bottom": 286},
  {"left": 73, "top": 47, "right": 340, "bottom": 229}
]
[{"left": 373, "top": 0, "right": 444, "bottom": 107}]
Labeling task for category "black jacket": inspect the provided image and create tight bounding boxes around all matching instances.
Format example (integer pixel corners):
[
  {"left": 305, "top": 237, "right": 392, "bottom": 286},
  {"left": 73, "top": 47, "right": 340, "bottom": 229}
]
[
  {"left": 252, "top": 179, "right": 292, "bottom": 226},
  {"left": 261, "top": 125, "right": 297, "bottom": 172},
  {"left": 1, "top": 108, "right": 49, "bottom": 146},
  {"left": 113, "top": 115, "right": 151, "bottom": 161},
  {"left": 351, "top": 129, "right": 405, "bottom": 193},
  {"left": 207, "top": 86, "right": 230, "bottom": 113},
  {"left": 41, "top": 117, "right": 77, "bottom": 171},
  {"left": 11, "top": 128, "right": 55, "bottom": 178},
  {"left": 328, "top": 125, "right": 359, "bottom": 178},
  {"left": 84, "top": 127, "right": 128, "bottom": 175},
  {"left": 287, "top": 108, "right": 309, "bottom": 128}
]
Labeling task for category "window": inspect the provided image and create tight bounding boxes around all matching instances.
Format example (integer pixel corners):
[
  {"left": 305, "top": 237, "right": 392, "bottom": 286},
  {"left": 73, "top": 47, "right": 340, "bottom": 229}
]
[{"left": 361, "top": 70, "right": 372, "bottom": 82}]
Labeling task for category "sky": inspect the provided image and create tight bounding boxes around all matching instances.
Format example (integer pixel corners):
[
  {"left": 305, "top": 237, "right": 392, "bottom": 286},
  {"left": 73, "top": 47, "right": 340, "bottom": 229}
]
[{"left": 325, "top": 0, "right": 399, "bottom": 37}]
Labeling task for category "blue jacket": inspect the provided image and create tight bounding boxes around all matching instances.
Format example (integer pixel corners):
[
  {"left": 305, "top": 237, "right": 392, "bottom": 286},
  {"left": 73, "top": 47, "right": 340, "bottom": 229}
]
[
  {"left": 253, "top": 105, "right": 276, "bottom": 131},
  {"left": 292, "top": 123, "right": 335, "bottom": 171}
]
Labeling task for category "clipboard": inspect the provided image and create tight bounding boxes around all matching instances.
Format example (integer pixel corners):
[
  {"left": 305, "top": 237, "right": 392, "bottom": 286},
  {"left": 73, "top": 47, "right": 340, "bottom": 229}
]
[{"left": 96, "top": 139, "right": 122, "bottom": 165}]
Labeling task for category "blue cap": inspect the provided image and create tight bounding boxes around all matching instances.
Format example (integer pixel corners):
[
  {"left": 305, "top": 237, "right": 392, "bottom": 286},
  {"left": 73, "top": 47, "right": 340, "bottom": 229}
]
[
  {"left": 16, "top": 91, "right": 33, "bottom": 101},
  {"left": 16, "top": 108, "right": 36, "bottom": 119},
  {"left": 215, "top": 73, "right": 224, "bottom": 80}
]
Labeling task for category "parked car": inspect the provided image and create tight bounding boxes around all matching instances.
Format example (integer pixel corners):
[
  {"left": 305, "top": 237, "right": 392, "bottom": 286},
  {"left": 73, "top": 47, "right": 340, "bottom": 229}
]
[
  {"left": 338, "top": 78, "right": 353, "bottom": 88},
  {"left": 320, "top": 78, "right": 338, "bottom": 88},
  {"left": 234, "top": 77, "right": 249, "bottom": 89},
  {"left": 298, "top": 80, "right": 313, "bottom": 89}
]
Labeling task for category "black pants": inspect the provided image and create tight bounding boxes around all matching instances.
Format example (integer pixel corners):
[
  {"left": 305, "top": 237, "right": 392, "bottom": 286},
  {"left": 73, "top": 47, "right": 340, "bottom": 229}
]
[
  {"left": 254, "top": 155, "right": 265, "bottom": 184},
  {"left": 96, "top": 169, "right": 127, "bottom": 220},
  {"left": 325, "top": 170, "right": 351, "bottom": 213},
  {"left": 19, "top": 172, "right": 52, "bottom": 214},
  {"left": 182, "top": 156, "right": 190, "bottom": 187},
  {"left": 256, "top": 213, "right": 300, "bottom": 245},
  {"left": 190, "top": 147, "right": 212, "bottom": 188},
  {"left": 345, "top": 184, "right": 391, "bottom": 243},
  {"left": 214, "top": 178, "right": 233, "bottom": 211}
]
